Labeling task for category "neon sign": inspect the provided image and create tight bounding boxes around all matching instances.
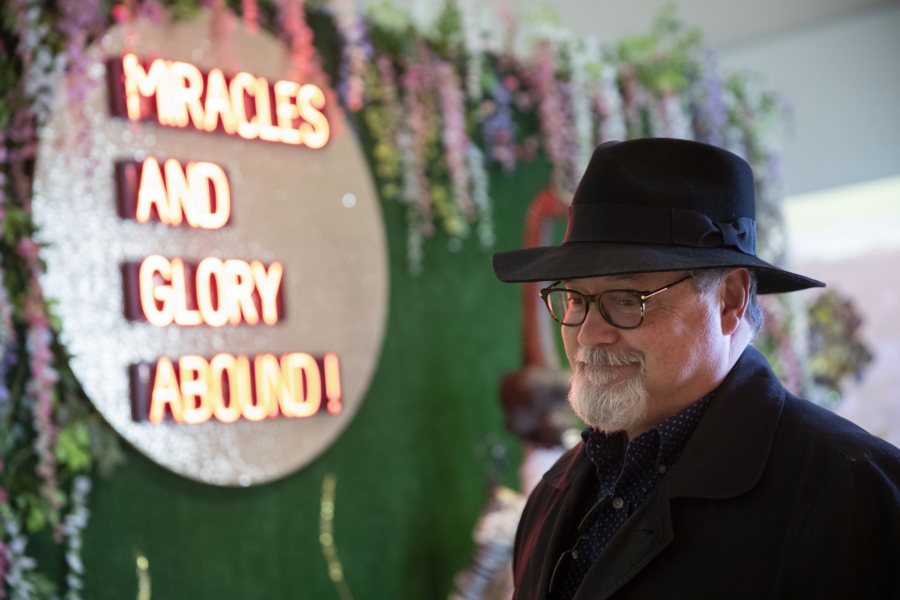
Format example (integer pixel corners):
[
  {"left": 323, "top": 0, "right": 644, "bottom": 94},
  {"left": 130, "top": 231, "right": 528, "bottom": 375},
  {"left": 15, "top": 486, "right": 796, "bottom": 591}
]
[
  {"left": 106, "top": 55, "right": 341, "bottom": 428},
  {"left": 108, "top": 53, "right": 330, "bottom": 148},
  {"left": 33, "top": 14, "right": 387, "bottom": 483},
  {"left": 116, "top": 137, "right": 339, "bottom": 423},
  {"left": 130, "top": 352, "right": 343, "bottom": 424}
]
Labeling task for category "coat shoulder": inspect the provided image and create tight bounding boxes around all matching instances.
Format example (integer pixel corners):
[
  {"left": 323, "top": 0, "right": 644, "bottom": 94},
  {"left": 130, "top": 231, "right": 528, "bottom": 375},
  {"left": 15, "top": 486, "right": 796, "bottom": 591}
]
[{"left": 777, "top": 392, "right": 900, "bottom": 466}]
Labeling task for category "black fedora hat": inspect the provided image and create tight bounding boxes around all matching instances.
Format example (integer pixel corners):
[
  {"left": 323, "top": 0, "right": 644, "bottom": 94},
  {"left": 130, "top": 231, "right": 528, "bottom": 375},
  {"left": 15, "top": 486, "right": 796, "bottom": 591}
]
[{"left": 492, "top": 138, "right": 824, "bottom": 294}]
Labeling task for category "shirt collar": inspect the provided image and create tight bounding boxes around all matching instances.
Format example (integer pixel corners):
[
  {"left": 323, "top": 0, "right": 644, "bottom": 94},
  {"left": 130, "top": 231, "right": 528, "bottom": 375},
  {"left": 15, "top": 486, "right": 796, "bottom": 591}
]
[{"left": 581, "top": 394, "right": 713, "bottom": 488}]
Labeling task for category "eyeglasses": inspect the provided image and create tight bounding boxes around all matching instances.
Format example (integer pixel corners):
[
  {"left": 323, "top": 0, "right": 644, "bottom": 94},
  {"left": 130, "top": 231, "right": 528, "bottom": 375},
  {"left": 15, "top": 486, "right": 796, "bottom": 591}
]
[{"left": 539, "top": 275, "right": 693, "bottom": 329}]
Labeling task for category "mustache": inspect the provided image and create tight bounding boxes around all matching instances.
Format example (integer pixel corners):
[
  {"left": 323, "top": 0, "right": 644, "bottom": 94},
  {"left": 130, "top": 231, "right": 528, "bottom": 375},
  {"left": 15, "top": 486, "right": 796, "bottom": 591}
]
[{"left": 574, "top": 346, "right": 645, "bottom": 368}]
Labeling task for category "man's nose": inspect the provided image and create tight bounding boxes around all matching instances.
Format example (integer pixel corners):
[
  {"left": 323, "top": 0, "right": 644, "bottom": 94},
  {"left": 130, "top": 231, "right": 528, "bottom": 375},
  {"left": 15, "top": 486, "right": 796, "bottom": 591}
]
[{"left": 576, "top": 301, "right": 620, "bottom": 347}]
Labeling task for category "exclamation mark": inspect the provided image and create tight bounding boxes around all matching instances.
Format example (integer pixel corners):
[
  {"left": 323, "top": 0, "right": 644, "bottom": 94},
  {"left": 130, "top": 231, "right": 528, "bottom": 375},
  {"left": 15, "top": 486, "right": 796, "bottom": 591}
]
[{"left": 324, "top": 353, "right": 343, "bottom": 415}]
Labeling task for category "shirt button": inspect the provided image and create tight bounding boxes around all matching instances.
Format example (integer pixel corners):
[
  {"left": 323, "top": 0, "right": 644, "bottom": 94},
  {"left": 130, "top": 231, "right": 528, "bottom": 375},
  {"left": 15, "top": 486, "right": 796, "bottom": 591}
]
[
  {"left": 571, "top": 550, "right": 579, "bottom": 559},
  {"left": 658, "top": 464, "right": 668, "bottom": 474},
  {"left": 612, "top": 497, "right": 625, "bottom": 510}
]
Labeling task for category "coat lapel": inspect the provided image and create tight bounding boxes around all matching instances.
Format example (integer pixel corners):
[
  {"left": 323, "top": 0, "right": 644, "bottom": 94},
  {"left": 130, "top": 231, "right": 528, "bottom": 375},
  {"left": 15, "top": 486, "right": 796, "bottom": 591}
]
[
  {"left": 530, "top": 449, "right": 597, "bottom": 599},
  {"left": 573, "top": 489, "right": 675, "bottom": 600},
  {"left": 571, "top": 346, "right": 785, "bottom": 599}
]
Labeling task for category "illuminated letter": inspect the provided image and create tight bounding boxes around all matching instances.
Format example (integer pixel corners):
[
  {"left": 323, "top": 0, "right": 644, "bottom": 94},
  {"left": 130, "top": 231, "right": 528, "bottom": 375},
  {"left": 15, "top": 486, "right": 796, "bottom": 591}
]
[
  {"left": 255, "top": 77, "right": 280, "bottom": 142},
  {"left": 225, "top": 260, "right": 259, "bottom": 325},
  {"left": 251, "top": 261, "right": 284, "bottom": 325},
  {"left": 298, "top": 84, "right": 330, "bottom": 149},
  {"left": 136, "top": 157, "right": 180, "bottom": 225},
  {"left": 250, "top": 354, "right": 283, "bottom": 420},
  {"left": 185, "top": 162, "right": 230, "bottom": 229},
  {"left": 162, "top": 159, "right": 190, "bottom": 226},
  {"left": 209, "top": 354, "right": 242, "bottom": 424},
  {"left": 230, "top": 72, "right": 259, "bottom": 140},
  {"left": 170, "top": 258, "right": 202, "bottom": 326},
  {"left": 149, "top": 356, "right": 184, "bottom": 424},
  {"left": 165, "top": 61, "right": 206, "bottom": 128},
  {"left": 273, "top": 80, "right": 303, "bottom": 145},
  {"left": 139, "top": 255, "right": 175, "bottom": 327},
  {"left": 280, "top": 353, "right": 322, "bottom": 418},
  {"left": 195, "top": 258, "right": 229, "bottom": 327},
  {"left": 179, "top": 355, "right": 213, "bottom": 424},
  {"left": 203, "top": 68, "right": 238, "bottom": 134},
  {"left": 323, "top": 353, "right": 342, "bottom": 415},
  {"left": 122, "top": 54, "right": 167, "bottom": 121}
]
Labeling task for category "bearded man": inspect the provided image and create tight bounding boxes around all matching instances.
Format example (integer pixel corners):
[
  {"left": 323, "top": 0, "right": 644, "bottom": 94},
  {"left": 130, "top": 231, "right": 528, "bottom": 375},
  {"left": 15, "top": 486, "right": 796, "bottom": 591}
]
[{"left": 492, "top": 138, "right": 900, "bottom": 599}]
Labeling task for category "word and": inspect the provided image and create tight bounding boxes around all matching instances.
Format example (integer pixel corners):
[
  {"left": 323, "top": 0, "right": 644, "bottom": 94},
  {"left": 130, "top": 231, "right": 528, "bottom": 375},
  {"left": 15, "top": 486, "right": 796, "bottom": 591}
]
[
  {"left": 117, "top": 157, "right": 231, "bottom": 229},
  {"left": 124, "top": 256, "right": 284, "bottom": 327},
  {"left": 131, "top": 352, "right": 343, "bottom": 424},
  {"left": 109, "top": 53, "right": 330, "bottom": 148}
]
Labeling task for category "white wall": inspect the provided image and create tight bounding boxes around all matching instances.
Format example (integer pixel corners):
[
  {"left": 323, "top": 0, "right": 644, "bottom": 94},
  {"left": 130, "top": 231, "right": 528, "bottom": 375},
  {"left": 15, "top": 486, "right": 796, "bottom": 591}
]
[{"left": 719, "top": 3, "right": 900, "bottom": 195}]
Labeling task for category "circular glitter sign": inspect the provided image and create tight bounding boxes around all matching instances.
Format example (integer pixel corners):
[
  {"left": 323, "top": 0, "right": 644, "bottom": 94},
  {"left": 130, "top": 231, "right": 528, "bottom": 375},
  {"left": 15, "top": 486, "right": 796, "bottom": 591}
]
[{"left": 32, "top": 12, "right": 388, "bottom": 486}]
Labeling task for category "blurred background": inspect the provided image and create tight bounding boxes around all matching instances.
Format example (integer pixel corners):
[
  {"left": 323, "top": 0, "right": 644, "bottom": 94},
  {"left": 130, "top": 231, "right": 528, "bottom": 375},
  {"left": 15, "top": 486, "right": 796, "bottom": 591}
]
[{"left": 2, "top": 1, "right": 898, "bottom": 598}]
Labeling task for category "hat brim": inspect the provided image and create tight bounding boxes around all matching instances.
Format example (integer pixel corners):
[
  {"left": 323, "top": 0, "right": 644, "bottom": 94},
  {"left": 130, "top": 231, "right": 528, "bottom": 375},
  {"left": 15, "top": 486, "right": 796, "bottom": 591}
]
[{"left": 492, "top": 242, "right": 824, "bottom": 294}]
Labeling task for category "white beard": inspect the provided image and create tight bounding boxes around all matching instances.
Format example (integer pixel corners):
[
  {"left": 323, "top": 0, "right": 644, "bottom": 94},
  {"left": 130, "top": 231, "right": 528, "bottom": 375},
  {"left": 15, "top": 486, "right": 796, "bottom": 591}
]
[{"left": 568, "top": 346, "right": 648, "bottom": 433}]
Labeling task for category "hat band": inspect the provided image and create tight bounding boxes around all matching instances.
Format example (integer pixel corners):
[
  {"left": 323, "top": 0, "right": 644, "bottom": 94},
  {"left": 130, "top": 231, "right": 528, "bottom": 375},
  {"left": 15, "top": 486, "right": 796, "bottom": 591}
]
[{"left": 566, "top": 203, "right": 757, "bottom": 255}]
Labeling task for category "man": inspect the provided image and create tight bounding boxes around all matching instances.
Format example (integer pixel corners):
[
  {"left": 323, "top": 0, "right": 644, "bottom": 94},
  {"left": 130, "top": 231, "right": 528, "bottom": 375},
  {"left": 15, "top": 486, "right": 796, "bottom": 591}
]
[{"left": 492, "top": 138, "right": 900, "bottom": 599}]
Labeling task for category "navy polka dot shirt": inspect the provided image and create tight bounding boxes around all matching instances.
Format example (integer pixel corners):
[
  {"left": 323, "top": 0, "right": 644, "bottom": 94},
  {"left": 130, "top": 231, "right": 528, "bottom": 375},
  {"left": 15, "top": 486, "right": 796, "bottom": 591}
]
[{"left": 552, "top": 394, "right": 713, "bottom": 600}]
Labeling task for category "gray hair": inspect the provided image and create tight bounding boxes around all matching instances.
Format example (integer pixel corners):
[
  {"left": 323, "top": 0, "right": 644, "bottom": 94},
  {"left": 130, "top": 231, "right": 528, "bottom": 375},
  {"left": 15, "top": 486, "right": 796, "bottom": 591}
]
[{"left": 690, "top": 268, "right": 764, "bottom": 334}]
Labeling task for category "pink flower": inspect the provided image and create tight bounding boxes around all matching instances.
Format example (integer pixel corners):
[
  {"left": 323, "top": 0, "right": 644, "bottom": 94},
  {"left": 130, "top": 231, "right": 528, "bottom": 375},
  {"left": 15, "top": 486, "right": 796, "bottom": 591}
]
[
  {"left": 139, "top": 0, "right": 164, "bottom": 22},
  {"left": 242, "top": 0, "right": 259, "bottom": 32},
  {"left": 15, "top": 237, "right": 40, "bottom": 261},
  {"left": 111, "top": 4, "right": 131, "bottom": 23}
]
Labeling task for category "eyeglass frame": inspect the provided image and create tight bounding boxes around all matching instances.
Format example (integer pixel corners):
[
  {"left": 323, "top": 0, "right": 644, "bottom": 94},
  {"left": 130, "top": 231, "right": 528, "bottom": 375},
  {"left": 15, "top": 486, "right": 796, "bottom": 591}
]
[{"left": 539, "top": 274, "right": 694, "bottom": 329}]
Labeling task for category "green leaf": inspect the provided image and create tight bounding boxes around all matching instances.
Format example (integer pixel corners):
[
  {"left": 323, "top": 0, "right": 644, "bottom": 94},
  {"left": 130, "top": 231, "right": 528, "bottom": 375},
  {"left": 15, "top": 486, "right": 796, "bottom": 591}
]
[
  {"left": 55, "top": 422, "right": 92, "bottom": 472},
  {"left": 26, "top": 504, "right": 46, "bottom": 532}
]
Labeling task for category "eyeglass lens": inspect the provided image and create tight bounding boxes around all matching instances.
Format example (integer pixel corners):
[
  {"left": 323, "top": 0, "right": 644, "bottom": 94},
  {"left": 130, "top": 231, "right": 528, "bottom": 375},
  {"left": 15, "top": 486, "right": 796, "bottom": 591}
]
[{"left": 545, "top": 289, "right": 644, "bottom": 328}]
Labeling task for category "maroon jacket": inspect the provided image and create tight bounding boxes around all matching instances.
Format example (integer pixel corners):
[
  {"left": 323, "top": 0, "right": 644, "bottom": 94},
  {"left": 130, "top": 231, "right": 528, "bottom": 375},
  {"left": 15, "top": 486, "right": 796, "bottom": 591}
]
[{"left": 513, "top": 347, "right": 900, "bottom": 599}]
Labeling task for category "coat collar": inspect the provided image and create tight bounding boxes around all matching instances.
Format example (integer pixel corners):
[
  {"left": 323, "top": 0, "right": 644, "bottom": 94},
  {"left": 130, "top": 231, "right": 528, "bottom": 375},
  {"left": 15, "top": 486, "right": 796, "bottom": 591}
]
[
  {"left": 541, "top": 345, "right": 784, "bottom": 497},
  {"left": 663, "top": 345, "right": 785, "bottom": 499},
  {"left": 532, "top": 345, "right": 786, "bottom": 600}
]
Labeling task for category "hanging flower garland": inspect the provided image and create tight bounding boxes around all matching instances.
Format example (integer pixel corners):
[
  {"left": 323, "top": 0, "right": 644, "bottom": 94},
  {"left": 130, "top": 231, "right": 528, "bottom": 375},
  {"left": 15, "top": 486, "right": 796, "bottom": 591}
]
[
  {"left": 594, "top": 64, "right": 626, "bottom": 143},
  {"left": 530, "top": 42, "right": 576, "bottom": 192},
  {"left": 1, "top": 1, "right": 120, "bottom": 596},
  {"left": 566, "top": 38, "right": 599, "bottom": 175},
  {"left": 435, "top": 58, "right": 476, "bottom": 233},
  {"left": 242, "top": 0, "right": 260, "bottom": 32},
  {"left": 478, "top": 58, "right": 520, "bottom": 172},
  {"left": 278, "top": 0, "right": 316, "bottom": 81},
  {"left": 331, "top": 0, "right": 371, "bottom": 112}
]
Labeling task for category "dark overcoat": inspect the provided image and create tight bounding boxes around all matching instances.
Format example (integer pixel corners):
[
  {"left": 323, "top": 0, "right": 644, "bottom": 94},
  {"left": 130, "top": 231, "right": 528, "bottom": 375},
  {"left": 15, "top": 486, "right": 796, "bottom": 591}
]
[{"left": 513, "top": 347, "right": 900, "bottom": 599}]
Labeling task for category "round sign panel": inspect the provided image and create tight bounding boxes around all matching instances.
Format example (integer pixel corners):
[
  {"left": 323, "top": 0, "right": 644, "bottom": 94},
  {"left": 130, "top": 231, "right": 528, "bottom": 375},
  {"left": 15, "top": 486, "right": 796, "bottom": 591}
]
[{"left": 33, "top": 11, "right": 389, "bottom": 486}]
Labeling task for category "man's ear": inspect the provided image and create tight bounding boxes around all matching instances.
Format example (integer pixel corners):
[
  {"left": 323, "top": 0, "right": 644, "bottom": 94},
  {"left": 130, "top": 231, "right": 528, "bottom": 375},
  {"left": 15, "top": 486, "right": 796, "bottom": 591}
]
[{"left": 720, "top": 268, "right": 750, "bottom": 335}]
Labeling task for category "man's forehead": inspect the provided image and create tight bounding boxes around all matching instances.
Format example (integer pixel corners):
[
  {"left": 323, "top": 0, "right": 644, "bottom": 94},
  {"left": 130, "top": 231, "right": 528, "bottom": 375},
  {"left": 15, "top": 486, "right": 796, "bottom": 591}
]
[{"left": 563, "top": 271, "right": 682, "bottom": 287}]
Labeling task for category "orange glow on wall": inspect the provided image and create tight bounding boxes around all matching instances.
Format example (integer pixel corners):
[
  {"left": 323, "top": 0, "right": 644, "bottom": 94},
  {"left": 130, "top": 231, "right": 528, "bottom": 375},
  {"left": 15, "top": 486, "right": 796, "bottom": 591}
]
[
  {"left": 130, "top": 352, "right": 342, "bottom": 424},
  {"left": 125, "top": 256, "right": 284, "bottom": 327},
  {"left": 109, "top": 54, "right": 330, "bottom": 148}
]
